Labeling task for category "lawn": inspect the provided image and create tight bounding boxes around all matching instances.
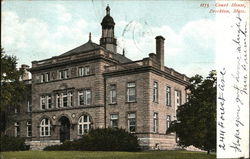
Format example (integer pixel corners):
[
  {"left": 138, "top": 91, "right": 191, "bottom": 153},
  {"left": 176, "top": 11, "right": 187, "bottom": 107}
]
[{"left": 1, "top": 150, "right": 215, "bottom": 159}]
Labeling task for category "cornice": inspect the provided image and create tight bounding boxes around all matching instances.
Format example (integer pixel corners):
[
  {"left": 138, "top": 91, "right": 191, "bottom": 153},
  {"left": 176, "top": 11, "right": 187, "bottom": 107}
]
[{"left": 103, "top": 66, "right": 189, "bottom": 86}]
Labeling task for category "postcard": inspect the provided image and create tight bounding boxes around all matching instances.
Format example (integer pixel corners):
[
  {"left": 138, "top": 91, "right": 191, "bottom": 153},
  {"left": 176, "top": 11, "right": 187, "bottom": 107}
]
[{"left": 1, "top": 0, "right": 249, "bottom": 159}]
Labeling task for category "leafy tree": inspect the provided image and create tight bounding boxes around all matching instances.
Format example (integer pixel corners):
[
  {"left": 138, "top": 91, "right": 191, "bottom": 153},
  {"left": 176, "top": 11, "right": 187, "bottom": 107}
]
[
  {"left": 167, "top": 70, "right": 216, "bottom": 154},
  {"left": 0, "top": 49, "right": 25, "bottom": 133}
]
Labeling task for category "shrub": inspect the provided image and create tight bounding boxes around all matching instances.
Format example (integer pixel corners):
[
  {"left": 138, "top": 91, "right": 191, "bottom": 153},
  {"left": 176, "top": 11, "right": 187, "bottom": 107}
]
[
  {"left": 0, "top": 135, "right": 29, "bottom": 151},
  {"left": 44, "top": 128, "right": 140, "bottom": 151}
]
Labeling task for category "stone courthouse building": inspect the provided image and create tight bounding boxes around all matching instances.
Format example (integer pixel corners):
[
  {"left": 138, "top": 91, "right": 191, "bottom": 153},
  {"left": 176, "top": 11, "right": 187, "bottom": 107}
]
[{"left": 6, "top": 6, "right": 190, "bottom": 150}]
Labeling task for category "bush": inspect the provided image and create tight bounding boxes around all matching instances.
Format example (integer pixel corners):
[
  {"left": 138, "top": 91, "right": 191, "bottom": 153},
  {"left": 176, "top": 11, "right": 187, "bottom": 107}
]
[
  {"left": 44, "top": 128, "right": 140, "bottom": 151},
  {"left": 0, "top": 135, "right": 29, "bottom": 151}
]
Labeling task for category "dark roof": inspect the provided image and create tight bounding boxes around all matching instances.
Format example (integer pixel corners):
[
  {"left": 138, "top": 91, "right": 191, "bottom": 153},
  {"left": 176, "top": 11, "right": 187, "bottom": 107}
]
[
  {"left": 113, "top": 53, "right": 132, "bottom": 63},
  {"left": 58, "top": 40, "right": 101, "bottom": 57},
  {"left": 57, "top": 40, "right": 132, "bottom": 63},
  {"left": 101, "top": 5, "right": 115, "bottom": 29},
  {"left": 101, "top": 15, "right": 115, "bottom": 28}
]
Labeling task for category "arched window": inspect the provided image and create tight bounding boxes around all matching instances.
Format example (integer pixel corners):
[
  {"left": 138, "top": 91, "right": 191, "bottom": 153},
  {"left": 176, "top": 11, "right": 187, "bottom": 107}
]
[
  {"left": 40, "top": 118, "right": 51, "bottom": 137},
  {"left": 78, "top": 115, "right": 91, "bottom": 135}
]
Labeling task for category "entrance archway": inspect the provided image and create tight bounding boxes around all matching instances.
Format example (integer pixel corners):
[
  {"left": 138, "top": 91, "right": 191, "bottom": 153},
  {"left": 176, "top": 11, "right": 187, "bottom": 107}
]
[{"left": 59, "top": 116, "right": 70, "bottom": 142}]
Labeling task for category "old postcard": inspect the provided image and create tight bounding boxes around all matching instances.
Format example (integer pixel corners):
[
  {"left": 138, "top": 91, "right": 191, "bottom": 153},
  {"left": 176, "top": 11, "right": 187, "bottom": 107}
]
[{"left": 1, "top": 0, "right": 249, "bottom": 159}]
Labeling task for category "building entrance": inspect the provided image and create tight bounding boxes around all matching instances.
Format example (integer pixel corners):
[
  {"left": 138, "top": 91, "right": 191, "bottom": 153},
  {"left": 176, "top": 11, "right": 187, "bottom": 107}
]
[{"left": 59, "top": 116, "right": 70, "bottom": 142}]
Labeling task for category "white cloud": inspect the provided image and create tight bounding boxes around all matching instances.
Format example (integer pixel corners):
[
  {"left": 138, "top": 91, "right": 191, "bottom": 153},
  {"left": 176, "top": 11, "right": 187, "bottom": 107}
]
[
  {"left": 55, "top": 4, "right": 72, "bottom": 23},
  {"left": 1, "top": 9, "right": 215, "bottom": 77},
  {"left": 180, "top": 19, "right": 216, "bottom": 49},
  {"left": 116, "top": 19, "right": 216, "bottom": 77},
  {"left": 1, "top": 10, "right": 92, "bottom": 66}
]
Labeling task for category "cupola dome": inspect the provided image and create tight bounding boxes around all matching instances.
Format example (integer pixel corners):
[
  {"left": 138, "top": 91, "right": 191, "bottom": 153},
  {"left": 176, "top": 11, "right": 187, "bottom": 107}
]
[{"left": 101, "top": 5, "right": 115, "bottom": 29}]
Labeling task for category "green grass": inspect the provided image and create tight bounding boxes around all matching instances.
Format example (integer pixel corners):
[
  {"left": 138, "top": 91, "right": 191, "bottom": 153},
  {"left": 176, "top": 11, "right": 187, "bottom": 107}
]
[{"left": 1, "top": 150, "right": 215, "bottom": 159}]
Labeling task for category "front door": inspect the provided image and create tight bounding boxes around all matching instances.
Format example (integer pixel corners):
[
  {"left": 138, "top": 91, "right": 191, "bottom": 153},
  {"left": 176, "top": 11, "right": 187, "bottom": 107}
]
[{"left": 59, "top": 116, "right": 70, "bottom": 142}]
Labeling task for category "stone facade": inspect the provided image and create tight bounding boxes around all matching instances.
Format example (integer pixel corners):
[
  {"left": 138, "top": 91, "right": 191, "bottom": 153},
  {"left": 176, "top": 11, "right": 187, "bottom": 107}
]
[{"left": 5, "top": 6, "right": 189, "bottom": 150}]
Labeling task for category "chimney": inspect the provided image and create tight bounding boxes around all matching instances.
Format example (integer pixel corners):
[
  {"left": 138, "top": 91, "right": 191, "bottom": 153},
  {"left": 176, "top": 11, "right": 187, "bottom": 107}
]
[
  {"left": 21, "top": 64, "right": 30, "bottom": 81},
  {"left": 155, "top": 36, "right": 165, "bottom": 70}
]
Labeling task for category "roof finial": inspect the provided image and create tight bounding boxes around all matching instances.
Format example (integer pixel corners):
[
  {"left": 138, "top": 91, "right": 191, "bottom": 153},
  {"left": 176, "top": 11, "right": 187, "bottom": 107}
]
[
  {"left": 106, "top": 4, "right": 110, "bottom": 15},
  {"left": 89, "top": 32, "right": 92, "bottom": 42},
  {"left": 122, "top": 48, "right": 125, "bottom": 56}
]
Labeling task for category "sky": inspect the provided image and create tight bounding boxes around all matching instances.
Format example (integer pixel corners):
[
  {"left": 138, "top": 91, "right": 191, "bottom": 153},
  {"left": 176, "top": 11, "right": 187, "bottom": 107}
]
[{"left": 1, "top": 0, "right": 216, "bottom": 77}]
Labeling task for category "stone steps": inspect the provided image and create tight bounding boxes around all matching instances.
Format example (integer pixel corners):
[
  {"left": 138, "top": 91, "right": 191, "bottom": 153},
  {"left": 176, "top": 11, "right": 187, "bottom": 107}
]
[{"left": 26, "top": 140, "right": 61, "bottom": 150}]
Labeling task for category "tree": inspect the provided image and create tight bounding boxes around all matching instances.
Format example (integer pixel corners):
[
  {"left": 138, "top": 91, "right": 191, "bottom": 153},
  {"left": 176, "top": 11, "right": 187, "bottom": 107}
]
[
  {"left": 167, "top": 70, "right": 216, "bottom": 154},
  {"left": 0, "top": 49, "right": 25, "bottom": 133}
]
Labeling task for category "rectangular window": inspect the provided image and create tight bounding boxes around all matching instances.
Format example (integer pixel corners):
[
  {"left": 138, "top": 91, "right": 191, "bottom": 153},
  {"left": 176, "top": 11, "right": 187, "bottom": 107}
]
[
  {"left": 186, "top": 94, "right": 190, "bottom": 103},
  {"left": 127, "top": 82, "right": 136, "bottom": 102},
  {"left": 166, "top": 86, "right": 171, "bottom": 106},
  {"left": 85, "top": 66, "right": 90, "bottom": 75},
  {"left": 78, "top": 91, "right": 84, "bottom": 106},
  {"left": 62, "top": 93, "right": 68, "bottom": 107},
  {"left": 128, "top": 113, "right": 136, "bottom": 133},
  {"left": 47, "top": 95, "right": 52, "bottom": 109},
  {"left": 63, "top": 70, "right": 68, "bottom": 79},
  {"left": 68, "top": 92, "right": 73, "bottom": 107},
  {"left": 110, "top": 84, "right": 117, "bottom": 104},
  {"left": 85, "top": 89, "right": 91, "bottom": 105},
  {"left": 110, "top": 114, "right": 118, "bottom": 129},
  {"left": 56, "top": 93, "right": 61, "bottom": 108},
  {"left": 59, "top": 71, "right": 63, "bottom": 79},
  {"left": 153, "top": 113, "right": 158, "bottom": 133},
  {"left": 166, "top": 115, "right": 171, "bottom": 132},
  {"left": 27, "top": 121, "right": 32, "bottom": 137},
  {"left": 27, "top": 101, "right": 32, "bottom": 112},
  {"left": 59, "top": 69, "right": 68, "bottom": 79},
  {"left": 40, "top": 96, "right": 46, "bottom": 110},
  {"left": 45, "top": 73, "right": 50, "bottom": 82},
  {"left": 153, "top": 81, "right": 158, "bottom": 102},
  {"left": 79, "top": 66, "right": 90, "bottom": 76},
  {"left": 14, "top": 122, "right": 20, "bottom": 137},
  {"left": 78, "top": 90, "right": 91, "bottom": 105},
  {"left": 175, "top": 90, "right": 182, "bottom": 109},
  {"left": 78, "top": 67, "right": 85, "bottom": 76},
  {"left": 41, "top": 74, "right": 45, "bottom": 83}
]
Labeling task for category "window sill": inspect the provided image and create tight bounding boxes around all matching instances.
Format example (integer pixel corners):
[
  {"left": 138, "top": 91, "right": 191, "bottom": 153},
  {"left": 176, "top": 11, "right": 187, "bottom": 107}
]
[
  {"left": 40, "top": 136, "right": 51, "bottom": 137},
  {"left": 125, "top": 101, "right": 137, "bottom": 104},
  {"left": 109, "top": 103, "right": 117, "bottom": 105},
  {"left": 79, "top": 104, "right": 91, "bottom": 107},
  {"left": 129, "top": 131, "right": 136, "bottom": 134},
  {"left": 78, "top": 74, "right": 91, "bottom": 77}
]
